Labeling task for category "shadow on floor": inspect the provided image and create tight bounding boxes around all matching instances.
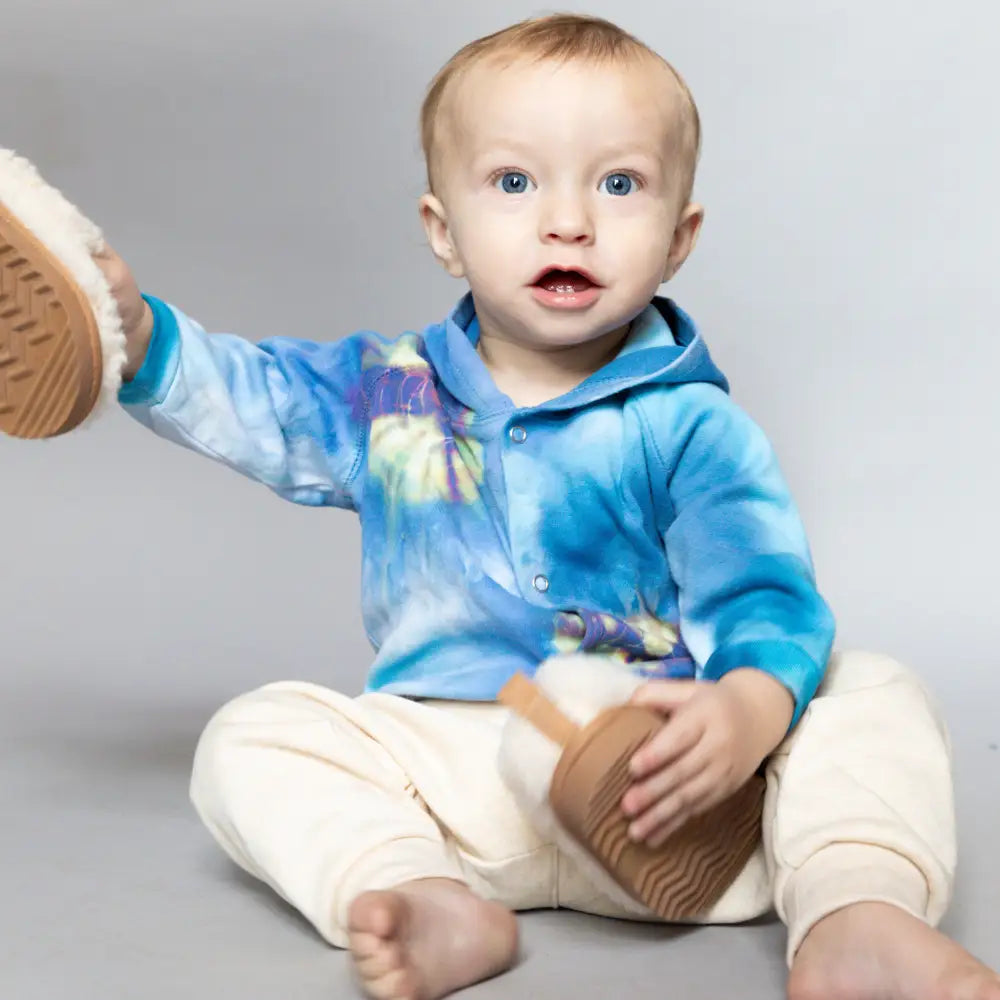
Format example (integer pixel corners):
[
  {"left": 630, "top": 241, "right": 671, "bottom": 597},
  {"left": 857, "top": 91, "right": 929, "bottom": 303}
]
[{"left": 209, "top": 852, "right": 781, "bottom": 951}]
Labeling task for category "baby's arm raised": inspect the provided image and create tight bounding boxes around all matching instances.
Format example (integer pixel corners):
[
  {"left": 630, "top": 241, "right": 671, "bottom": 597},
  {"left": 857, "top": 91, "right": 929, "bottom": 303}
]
[{"left": 93, "top": 246, "right": 370, "bottom": 509}]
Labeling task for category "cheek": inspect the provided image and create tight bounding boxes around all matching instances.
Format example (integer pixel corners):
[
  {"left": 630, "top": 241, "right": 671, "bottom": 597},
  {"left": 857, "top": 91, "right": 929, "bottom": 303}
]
[
  {"left": 452, "top": 207, "right": 528, "bottom": 264},
  {"left": 610, "top": 215, "right": 673, "bottom": 268}
]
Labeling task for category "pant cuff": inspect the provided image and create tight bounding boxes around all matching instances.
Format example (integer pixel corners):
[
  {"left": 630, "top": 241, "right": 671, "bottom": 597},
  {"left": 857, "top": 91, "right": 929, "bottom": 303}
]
[
  {"left": 326, "top": 837, "right": 467, "bottom": 947},
  {"left": 782, "top": 843, "right": 930, "bottom": 967}
]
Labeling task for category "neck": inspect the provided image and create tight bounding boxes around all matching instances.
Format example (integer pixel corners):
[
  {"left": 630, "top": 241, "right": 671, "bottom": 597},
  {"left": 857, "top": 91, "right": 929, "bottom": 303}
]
[{"left": 476, "top": 320, "right": 630, "bottom": 409}]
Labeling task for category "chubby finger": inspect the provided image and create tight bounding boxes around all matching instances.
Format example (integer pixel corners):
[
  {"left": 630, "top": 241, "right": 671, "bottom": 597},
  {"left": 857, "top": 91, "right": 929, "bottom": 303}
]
[
  {"left": 630, "top": 712, "right": 705, "bottom": 778},
  {"left": 629, "top": 680, "right": 702, "bottom": 713},
  {"left": 630, "top": 767, "right": 718, "bottom": 846},
  {"left": 621, "top": 744, "right": 710, "bottom": 818}
]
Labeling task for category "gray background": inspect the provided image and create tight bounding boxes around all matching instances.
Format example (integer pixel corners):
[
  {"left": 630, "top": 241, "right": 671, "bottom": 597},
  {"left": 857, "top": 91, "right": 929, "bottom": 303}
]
[{"left": 1, "top": 0, "right": 997, "bottom": 996}]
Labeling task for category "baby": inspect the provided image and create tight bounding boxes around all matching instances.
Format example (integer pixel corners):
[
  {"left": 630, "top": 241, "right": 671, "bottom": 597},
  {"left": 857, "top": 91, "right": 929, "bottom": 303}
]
[{"left": 4, "top": 12, "right": 999, "bottom": 1000}]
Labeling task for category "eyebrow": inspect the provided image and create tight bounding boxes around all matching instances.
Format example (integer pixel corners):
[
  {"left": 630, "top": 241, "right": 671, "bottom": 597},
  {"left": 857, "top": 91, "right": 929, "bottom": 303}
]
[
  {"left": 468, "top": 139, "right": 665, "bottom": 170},
  {"left": 468, "top": 137, "right": 539, "bottom": 159},
  {"left": 591, "top": 144, "right": 665, "bottom": 172}
]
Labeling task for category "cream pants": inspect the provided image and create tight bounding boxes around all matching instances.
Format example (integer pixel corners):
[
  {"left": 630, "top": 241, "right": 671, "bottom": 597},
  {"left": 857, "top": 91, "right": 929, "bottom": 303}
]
[{"left": 189, "top": 650, "right": 955, "bottom": 965}]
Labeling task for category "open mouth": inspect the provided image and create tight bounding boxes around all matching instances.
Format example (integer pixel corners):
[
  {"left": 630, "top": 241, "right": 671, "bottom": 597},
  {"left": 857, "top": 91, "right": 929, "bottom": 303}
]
[{"left": 531, "top": 267, "right": 600, "bottom": 293}]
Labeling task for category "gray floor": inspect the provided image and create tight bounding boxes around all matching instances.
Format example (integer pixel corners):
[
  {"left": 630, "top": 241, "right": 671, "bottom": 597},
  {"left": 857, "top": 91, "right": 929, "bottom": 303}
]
[{"left": 1, "top": 666, "right": 997, "bottom": 999}]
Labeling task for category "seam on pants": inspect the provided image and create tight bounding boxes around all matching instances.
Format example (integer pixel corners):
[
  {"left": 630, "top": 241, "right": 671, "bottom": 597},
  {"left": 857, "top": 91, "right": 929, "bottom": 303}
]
[
  {"left": 235, "top": 744, "right": 424, "bottom": 809},
  {"left": 773, "top": 674, "right": 932, "bottom": 757},
  {"left": 788, "top": 839, "right": 930, "bottom": 889},
  {"left": 813, "top": 672, "right": 931, "bottom": 702},
  {"left": 828, "top": 761, "right": 931, "bottom": 834},
  {"left": 775, "top": 761, "right": 945, "bottom": 892},
  {"left": 279, "top": 685, "right": 346, "bottom": 709},
  {"left": 244, "top": 741, "right": 338, "bottom": 766}
]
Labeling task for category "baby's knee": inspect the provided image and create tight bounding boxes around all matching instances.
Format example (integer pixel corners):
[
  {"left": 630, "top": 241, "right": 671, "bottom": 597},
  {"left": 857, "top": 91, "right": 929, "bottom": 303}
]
[
  {"left": 188, "top": 682, "right": 325, "bottom": 814},
  {"left": 823, "top": 649, "right": 926, "bottom": 694},
  {"left": 189, "top": 690, "right": 257, "bottom": 814}
]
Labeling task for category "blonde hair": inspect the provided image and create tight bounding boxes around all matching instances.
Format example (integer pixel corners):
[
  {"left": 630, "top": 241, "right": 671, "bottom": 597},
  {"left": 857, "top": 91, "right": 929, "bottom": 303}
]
[{"left": 420, "top": 13, "right": 702, "bottom": 202}]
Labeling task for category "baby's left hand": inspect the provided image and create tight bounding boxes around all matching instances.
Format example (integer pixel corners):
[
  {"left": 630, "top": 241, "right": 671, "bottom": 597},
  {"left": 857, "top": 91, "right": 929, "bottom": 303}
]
[{"left": 621, "top": 677, "right": 767, "bottom": 847}]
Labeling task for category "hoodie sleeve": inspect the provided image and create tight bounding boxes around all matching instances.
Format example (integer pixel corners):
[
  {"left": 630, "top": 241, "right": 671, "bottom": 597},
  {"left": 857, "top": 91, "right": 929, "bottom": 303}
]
[
  {"left": 648, "top": 383, "right": 835, "bottom": 730},
  {"left": 117, "top": 294, "right": 368, "bottom": 509}
]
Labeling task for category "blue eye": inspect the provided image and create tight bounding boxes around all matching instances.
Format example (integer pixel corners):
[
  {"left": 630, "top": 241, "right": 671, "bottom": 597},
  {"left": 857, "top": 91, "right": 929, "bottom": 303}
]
[
  {"left": 496, "top": 171, "right": 533, "bottom": 194},
  {"left": 603, "top": 173, "right": 634, "bottom": 196}
]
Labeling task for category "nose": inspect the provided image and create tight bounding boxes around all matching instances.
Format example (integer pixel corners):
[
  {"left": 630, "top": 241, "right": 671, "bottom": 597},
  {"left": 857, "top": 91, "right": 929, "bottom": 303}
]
[{"left": 538, "top": 189, "right": 594, "bottom": 245}]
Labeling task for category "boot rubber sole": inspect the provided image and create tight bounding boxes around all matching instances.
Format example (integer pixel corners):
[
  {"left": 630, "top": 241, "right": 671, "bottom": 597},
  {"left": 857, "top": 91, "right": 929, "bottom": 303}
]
[{"left": 0, "top": 197, "right": 102, "bottom": 438}]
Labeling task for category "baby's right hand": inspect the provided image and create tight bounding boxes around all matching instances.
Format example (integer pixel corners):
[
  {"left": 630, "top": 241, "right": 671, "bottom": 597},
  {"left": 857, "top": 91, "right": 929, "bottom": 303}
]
[{"left": 91, "top": 242, "right": 154, "bottom": 379}]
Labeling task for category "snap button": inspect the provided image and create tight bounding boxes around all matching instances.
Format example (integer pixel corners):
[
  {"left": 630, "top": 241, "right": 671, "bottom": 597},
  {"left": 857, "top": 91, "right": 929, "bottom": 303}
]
[
  {"left": 532, "top": 574, "right": 550, "bottom": 593},
  {"left": 509, "top": 425, "right": 527, "bottom": 444}
]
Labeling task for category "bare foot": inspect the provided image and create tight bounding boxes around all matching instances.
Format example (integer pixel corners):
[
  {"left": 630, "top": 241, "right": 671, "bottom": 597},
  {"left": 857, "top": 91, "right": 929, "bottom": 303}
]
[
  {"left": 348, "top": 878, "right": 519, "bottom": 1000},
  {"left": 789, "top": 902, "right": 1000, "bottom": 1000}
]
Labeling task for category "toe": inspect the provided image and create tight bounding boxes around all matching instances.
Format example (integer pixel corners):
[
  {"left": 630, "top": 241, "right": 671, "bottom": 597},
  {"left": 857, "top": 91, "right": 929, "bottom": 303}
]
[
  {"left": 351, "top": 935, "right": 403, "bottom": 980},
  {"left": 349, "top": 930, "right": 382, "bottom": 961},
  {"left": 367, "top": 966, "right": 420, "bottom": 1000},
  {"left": 349, "top": 890, "right": 404, "bottom": 939}
]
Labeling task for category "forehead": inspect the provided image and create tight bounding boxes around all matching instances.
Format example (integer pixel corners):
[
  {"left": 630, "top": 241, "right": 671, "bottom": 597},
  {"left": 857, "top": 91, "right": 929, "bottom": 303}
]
[{"left": 441, "top": 55, "right": 681, "bottom": 161}]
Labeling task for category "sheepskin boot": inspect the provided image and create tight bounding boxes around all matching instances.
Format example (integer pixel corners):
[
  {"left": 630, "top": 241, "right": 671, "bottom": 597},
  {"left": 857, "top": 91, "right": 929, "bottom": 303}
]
[
  {"left": 0, "top": 148, "right": 125, "bottom": 439},
  {"left": 498, "top": 654, "right": 766, "bottom": 922}
]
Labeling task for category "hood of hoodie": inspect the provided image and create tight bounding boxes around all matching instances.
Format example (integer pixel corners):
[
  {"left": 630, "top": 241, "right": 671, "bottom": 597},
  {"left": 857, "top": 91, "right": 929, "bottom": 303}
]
[{"left": 422, "top": 292, "right": 729, "bottom": 416}]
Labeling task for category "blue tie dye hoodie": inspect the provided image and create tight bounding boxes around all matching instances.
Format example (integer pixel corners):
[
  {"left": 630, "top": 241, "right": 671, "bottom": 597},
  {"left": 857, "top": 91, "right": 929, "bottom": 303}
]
[{"left": 120, "top": 292, "right": 835, "bottom": 729}]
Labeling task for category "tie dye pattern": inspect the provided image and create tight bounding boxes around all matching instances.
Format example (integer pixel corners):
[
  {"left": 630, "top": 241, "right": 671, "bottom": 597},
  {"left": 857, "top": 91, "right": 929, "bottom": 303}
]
[{"left": 120, "top": 292, "right": 835, "bottom": 728}]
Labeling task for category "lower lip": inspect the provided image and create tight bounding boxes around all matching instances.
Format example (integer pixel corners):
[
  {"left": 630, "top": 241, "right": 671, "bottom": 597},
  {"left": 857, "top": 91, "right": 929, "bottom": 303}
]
[{"left": 530, "top": 284, "right": 601, "bottom": 310}]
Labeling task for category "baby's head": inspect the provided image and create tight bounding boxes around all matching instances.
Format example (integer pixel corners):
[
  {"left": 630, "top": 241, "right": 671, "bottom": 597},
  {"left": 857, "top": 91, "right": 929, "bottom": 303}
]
[{"left": 418, "top": 14, "right": 704, "bottom": 353}]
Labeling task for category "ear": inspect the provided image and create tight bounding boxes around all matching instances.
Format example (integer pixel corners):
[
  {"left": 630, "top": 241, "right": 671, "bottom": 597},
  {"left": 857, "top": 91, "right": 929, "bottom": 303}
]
[
  {"left": 661, "top": 202, "right": 705, "bottom": 283},
  {"left": 419, "top": 193, "right": 465, "bottom": 278}
]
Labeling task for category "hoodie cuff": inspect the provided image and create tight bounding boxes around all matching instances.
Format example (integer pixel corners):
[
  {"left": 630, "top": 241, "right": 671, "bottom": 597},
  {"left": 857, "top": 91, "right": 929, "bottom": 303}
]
[
  {"left": 118, "top": 294, "right": 181, "bottom": 406},
  {"left": 702, "top": 639, "right": 821, "bottom": 731}
]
